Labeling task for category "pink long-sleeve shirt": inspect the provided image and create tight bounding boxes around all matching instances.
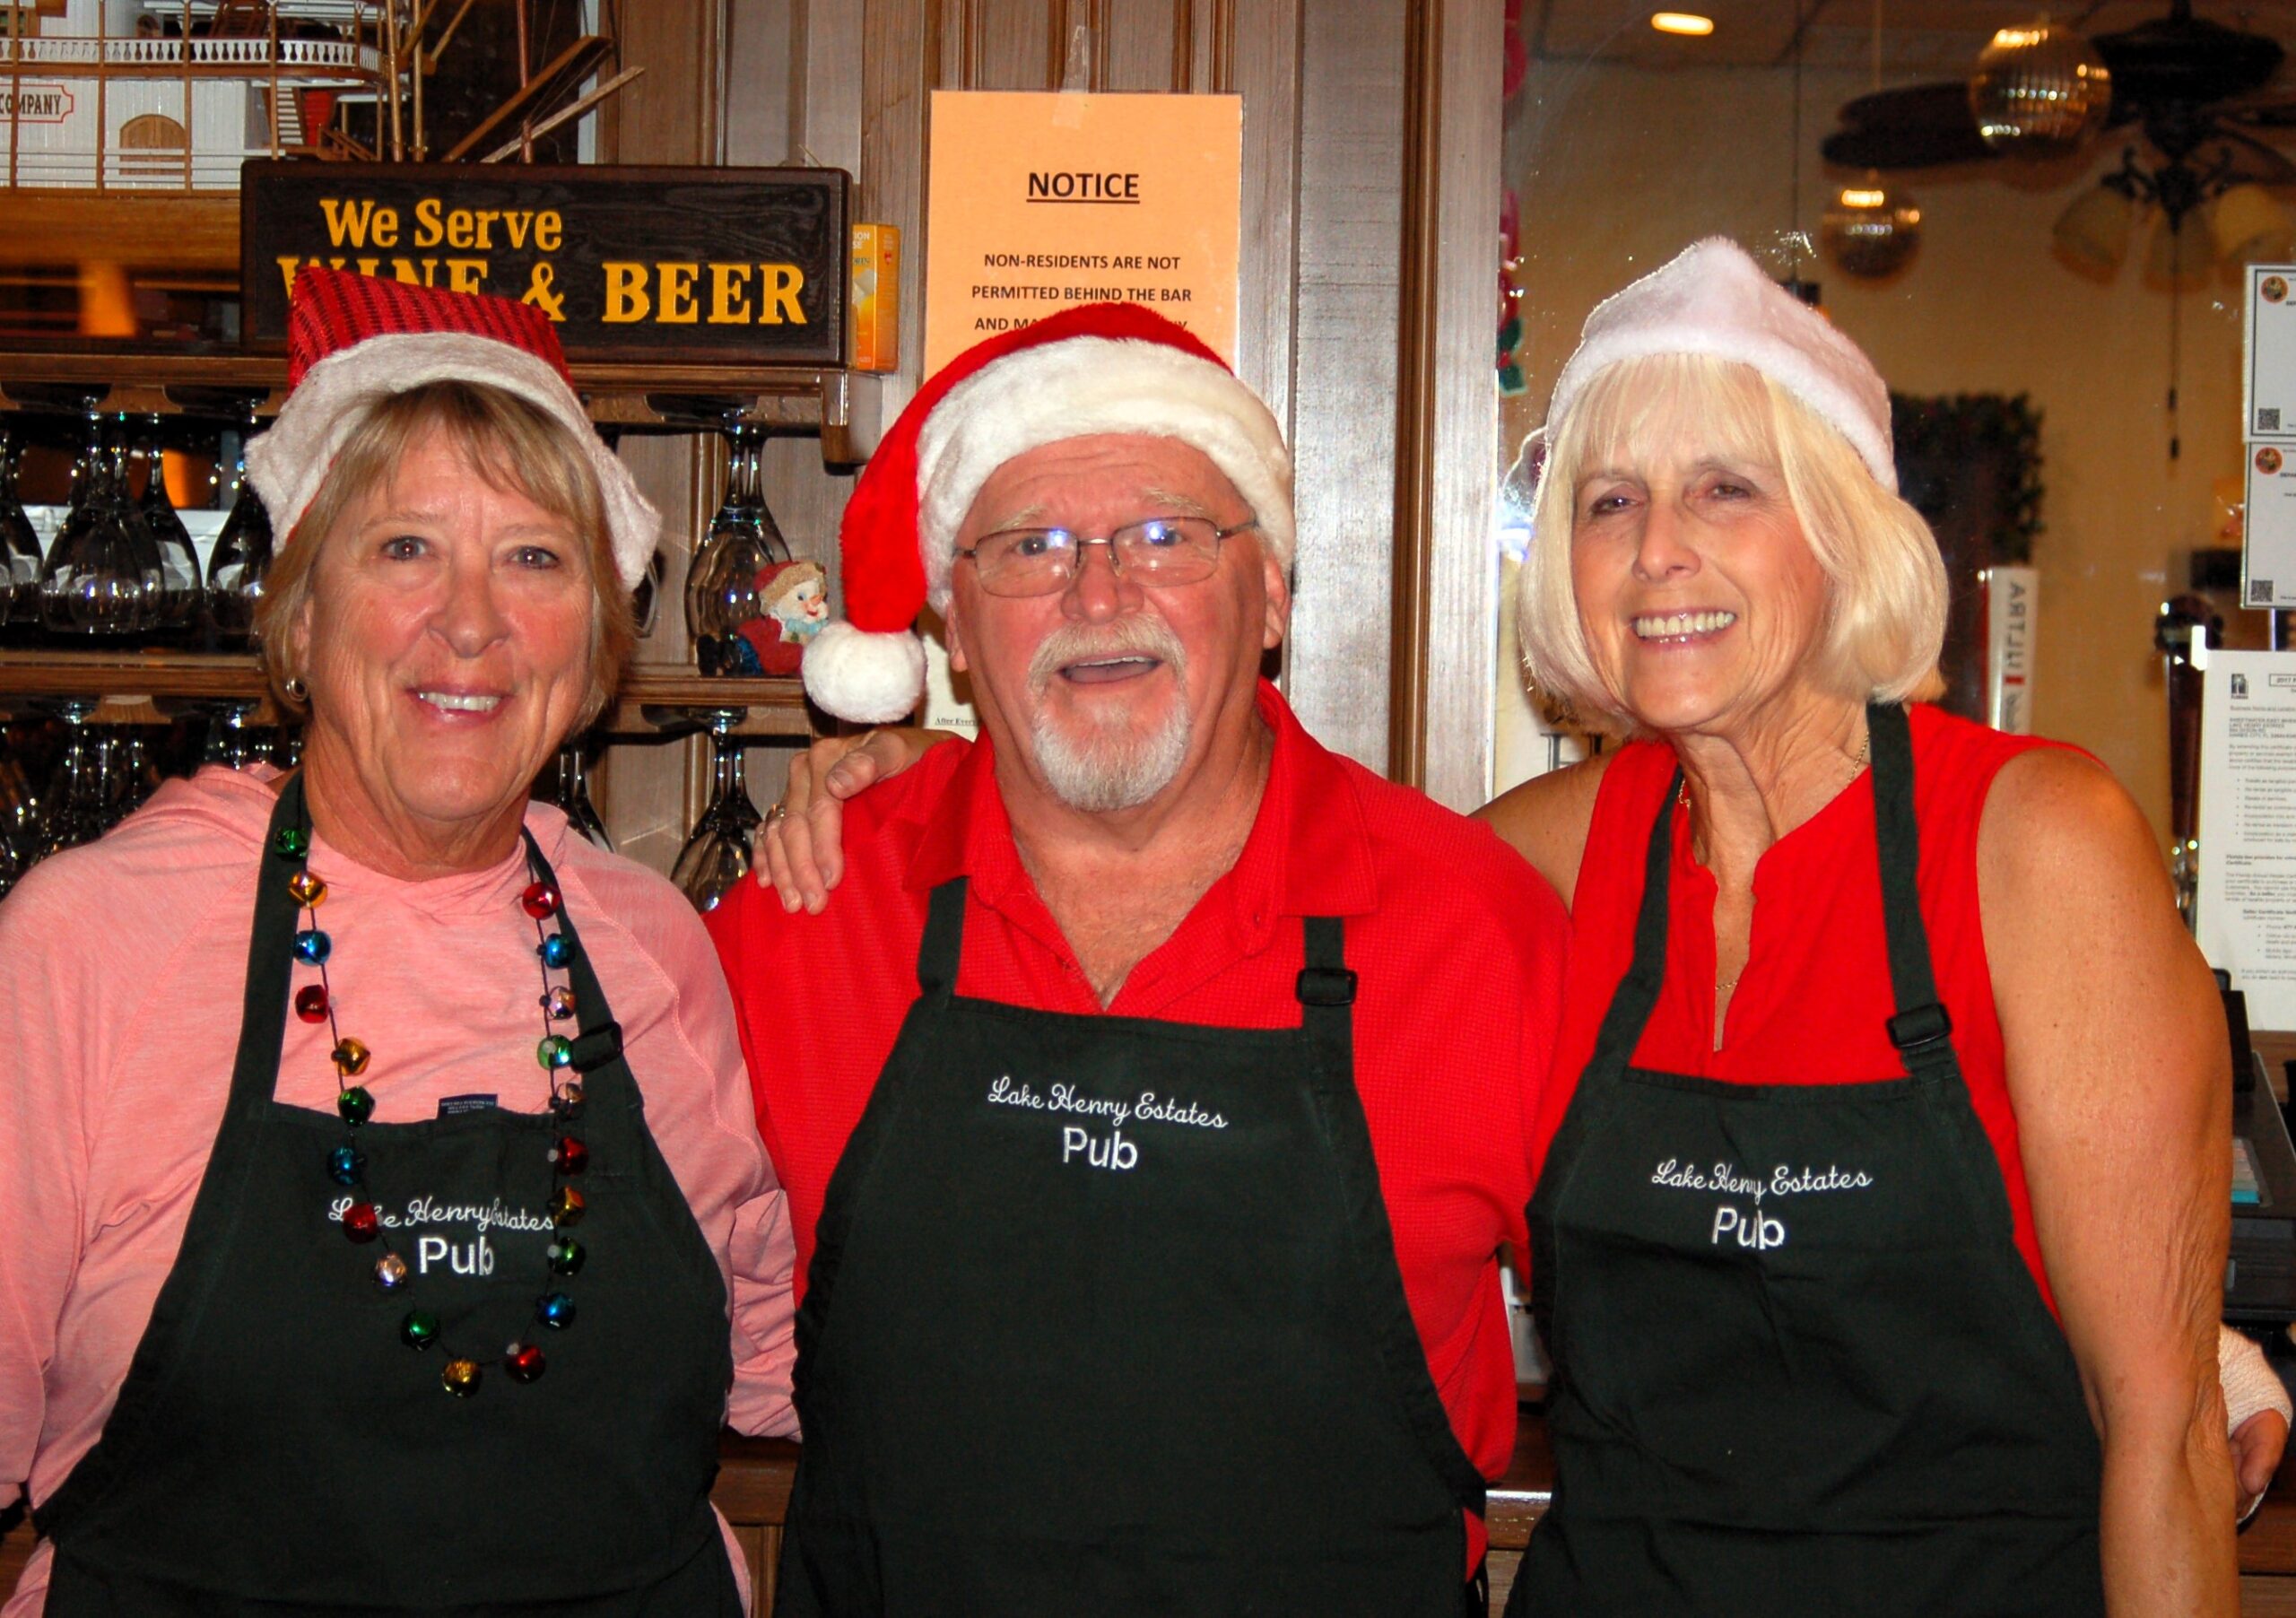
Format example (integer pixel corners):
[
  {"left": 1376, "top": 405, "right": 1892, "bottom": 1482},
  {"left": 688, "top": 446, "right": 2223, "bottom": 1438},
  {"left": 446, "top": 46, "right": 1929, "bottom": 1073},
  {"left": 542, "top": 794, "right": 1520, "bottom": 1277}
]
[{"left": 0, "top": 765, "right": 796, "bottom": 1612}]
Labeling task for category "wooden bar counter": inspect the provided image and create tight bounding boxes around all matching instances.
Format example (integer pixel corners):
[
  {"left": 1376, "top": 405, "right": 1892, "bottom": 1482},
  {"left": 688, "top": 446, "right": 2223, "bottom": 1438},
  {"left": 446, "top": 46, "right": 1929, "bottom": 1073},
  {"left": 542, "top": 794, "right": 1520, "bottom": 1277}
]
[{"left": 12, "top": 1407, "right": 2296, "bottom": 1613}]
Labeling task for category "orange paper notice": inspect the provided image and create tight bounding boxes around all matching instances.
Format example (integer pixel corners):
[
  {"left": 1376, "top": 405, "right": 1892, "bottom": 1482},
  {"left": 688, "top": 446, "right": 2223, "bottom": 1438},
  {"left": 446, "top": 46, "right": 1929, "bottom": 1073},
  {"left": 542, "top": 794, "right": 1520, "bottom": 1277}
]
[{"left": 924, "top": 91, "right": 1240, "bottom": 372}]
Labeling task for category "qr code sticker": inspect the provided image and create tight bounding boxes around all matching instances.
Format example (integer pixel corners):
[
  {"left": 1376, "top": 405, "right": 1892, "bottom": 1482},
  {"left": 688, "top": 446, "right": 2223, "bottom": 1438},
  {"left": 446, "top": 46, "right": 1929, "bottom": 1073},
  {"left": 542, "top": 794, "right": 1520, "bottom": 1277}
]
[
  {"left": 2252, "top": 578, "right": 2278, "bottom": 604},
  {"left": 2264, "top": 409, "right": 2284, "bottom": 432}
]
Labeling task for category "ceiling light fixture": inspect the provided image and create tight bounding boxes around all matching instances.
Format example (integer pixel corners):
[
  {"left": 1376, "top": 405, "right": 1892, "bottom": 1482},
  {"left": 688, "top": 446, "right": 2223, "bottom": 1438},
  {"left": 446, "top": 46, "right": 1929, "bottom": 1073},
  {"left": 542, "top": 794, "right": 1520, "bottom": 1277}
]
[
  {"left": 1969, "top": 20, "right": 2112, "bottom": 159},
  {"left": 1822, "top": 0, "right": 1923, "bottom": 282},
  {"left": 1650, "top": 13, "right": 1714, "bottom": 38}
]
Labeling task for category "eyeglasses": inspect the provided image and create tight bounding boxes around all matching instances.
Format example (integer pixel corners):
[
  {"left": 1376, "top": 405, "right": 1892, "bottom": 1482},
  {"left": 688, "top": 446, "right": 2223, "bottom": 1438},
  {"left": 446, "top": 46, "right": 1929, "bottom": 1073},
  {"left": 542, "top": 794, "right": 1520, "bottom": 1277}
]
[{"left": 953, "top": 516, "right": 1255, "bottom": 598}]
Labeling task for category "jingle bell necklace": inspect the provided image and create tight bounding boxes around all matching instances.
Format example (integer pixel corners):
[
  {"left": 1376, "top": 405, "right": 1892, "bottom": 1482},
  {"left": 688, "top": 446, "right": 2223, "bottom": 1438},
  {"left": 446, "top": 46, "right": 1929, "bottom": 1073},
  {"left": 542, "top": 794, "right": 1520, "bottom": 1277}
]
[{"left": 278, "top": 819, "right": 590, "bottom": 1397}]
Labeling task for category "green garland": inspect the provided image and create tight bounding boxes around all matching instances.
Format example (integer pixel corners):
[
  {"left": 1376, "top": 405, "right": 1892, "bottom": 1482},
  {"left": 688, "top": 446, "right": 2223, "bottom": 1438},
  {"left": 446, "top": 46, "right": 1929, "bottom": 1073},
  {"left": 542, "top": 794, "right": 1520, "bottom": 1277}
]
[{"left": 1888, "top": 391, "right": 2046, "bottom": 564}]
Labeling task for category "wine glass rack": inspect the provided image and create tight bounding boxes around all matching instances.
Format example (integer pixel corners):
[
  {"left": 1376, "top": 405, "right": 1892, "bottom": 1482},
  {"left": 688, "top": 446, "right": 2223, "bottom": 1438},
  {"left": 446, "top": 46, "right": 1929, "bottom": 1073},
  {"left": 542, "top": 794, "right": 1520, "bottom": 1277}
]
[{"left": 0, "top": 340, "right": 869, "bottom": 738}]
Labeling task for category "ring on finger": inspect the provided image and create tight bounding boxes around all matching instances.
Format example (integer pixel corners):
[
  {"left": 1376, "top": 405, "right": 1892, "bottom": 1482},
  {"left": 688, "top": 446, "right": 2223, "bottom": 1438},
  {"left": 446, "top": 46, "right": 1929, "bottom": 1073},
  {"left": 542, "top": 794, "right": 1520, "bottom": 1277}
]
[{"left": 766, "top": 802, "right": 788, "bottom": 826}]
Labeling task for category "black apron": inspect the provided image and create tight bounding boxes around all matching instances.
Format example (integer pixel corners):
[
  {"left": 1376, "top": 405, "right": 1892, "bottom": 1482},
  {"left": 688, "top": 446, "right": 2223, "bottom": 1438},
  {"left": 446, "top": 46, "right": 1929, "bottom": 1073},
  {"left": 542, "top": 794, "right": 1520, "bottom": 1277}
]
[
  {"left": 776, "top": 877, "right": 1489, "bottom": 1616},
  {"left": 1509, "top": 702, "right": 2103, "bottom": 1617},
  {"left": 35, "top": 774, "right": 743, "bottom": 1615}
]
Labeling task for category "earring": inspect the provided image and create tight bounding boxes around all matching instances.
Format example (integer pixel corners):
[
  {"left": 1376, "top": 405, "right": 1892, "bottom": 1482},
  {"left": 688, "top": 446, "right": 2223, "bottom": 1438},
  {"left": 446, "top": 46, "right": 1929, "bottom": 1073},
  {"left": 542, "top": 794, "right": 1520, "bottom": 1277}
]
[{"left": 283, "top": 675, "right": 309, "bottom": 701}]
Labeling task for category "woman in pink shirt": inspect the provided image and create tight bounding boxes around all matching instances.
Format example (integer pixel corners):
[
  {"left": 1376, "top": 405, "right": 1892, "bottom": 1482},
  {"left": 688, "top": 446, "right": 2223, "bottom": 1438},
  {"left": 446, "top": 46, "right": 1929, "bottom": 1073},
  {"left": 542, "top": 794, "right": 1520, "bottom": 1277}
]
[{"left": 0, "top": 269, "right": 795, "bottom": 1614}]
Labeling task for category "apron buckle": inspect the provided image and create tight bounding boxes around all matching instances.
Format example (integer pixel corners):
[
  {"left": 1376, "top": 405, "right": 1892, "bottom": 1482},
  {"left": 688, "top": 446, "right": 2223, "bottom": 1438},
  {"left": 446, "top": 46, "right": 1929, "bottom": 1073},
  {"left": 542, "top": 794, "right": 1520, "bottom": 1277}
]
[
  {"left": 1886, "top": 1001, "right": 1953, "bottom": 1053},
  {"left": 568, "top": 1021, "right": 625, "bottom": 1072},
  {"left": 1295, "top": 966, "right": 1359, "bottom": 1007}
]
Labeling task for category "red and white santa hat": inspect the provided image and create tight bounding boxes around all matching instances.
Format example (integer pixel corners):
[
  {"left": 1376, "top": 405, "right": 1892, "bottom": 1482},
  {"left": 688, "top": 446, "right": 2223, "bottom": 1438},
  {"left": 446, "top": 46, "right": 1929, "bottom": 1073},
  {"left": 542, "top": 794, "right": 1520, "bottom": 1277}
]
[
  {"left": 247, "top": 265, "right": 659, "bottom": 589},
  {"left": 804, "top": 301, "right": 1293, "bottom": 724},
  {"left": 1538, "top": 236, "right": 1898, "bottom": 494}
]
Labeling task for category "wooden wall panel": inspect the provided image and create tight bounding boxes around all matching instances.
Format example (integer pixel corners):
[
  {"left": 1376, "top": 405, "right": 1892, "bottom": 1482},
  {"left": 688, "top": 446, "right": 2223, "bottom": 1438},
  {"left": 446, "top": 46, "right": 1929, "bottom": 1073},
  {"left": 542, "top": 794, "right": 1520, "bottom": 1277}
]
[
  {"left": 591, "top": 0, "right": 731, "bottom": 871},
  {"left": 1284, "top": 0, "right": 1405, "bottom": 769},
  {"left": 1229, "top": 0, "right": 1300, "bottom": 451},
  {"left": 948, "top": 0, "right": 1065, "bottom": 89},
  {"left": 1390, "top": 0, "right": 1501, "bottom": 810},
  {"left": 1097, "top": 1, "right": 1182, "bottom": 91}
]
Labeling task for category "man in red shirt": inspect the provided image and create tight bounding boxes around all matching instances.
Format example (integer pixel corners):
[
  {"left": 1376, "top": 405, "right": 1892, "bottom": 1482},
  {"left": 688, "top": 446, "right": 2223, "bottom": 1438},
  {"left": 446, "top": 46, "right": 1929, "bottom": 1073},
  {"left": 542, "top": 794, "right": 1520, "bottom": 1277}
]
[{"left": 709, "top": 304, "right": 1566, "bottom": 1616}]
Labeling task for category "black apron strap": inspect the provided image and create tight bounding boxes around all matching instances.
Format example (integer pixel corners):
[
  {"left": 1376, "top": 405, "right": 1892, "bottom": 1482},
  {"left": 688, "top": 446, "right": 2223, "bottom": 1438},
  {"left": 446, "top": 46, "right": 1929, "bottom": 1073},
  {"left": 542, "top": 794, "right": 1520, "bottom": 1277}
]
[
  {"left": 225, "top": 773, "right": 314, "bottom": 1118},
  {"left": 1866, "top": 702, "right": 1961, "bottom": 1087},
  {"left": 520, "top": 831, "right": 625, "bottom": 1078},
  {"left": 918, "top": 876, "right": 968, "bottom": 999},
  {"left": 1581, "top": 768, "right": 1683, "bottom": 1083},
  {"left": 1297, "top": 916, "right": 1488, "bottom": 1520}
]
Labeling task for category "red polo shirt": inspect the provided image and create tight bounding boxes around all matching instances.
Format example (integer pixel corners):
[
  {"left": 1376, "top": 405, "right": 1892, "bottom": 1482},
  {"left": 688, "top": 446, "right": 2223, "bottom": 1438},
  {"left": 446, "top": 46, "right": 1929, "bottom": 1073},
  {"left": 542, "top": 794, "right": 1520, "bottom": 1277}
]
[{"left": 709, "top": 681, "right": 1568, "bottom": 1543}]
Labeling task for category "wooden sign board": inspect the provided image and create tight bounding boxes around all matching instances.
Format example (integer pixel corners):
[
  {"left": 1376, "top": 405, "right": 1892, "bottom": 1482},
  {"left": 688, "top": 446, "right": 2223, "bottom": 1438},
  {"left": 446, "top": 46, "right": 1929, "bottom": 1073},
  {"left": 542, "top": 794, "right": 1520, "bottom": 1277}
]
[{"left": 240, "top": 161, "right": 848, "bottom": 368}]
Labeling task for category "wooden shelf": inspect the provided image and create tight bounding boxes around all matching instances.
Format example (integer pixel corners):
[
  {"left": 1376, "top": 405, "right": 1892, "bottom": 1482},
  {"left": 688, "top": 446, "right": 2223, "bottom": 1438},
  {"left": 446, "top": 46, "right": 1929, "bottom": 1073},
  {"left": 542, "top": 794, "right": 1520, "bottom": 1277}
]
[
  {"left": 0, "top": 344, "right": 872, "bottom": 464},
  {"left": 0, "top": 191, "right": 242, "bottom": 273},
  {"left": 0, "top": 650, "right": 817, "bottom": 738}
]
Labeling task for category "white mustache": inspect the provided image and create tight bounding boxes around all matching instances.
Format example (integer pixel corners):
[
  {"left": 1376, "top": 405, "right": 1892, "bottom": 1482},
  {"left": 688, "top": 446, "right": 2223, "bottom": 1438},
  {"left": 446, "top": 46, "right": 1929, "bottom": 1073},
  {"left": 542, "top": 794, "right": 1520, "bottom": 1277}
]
[{"left": 1027, "top": 615, "right": 1188, "bottom": 693}]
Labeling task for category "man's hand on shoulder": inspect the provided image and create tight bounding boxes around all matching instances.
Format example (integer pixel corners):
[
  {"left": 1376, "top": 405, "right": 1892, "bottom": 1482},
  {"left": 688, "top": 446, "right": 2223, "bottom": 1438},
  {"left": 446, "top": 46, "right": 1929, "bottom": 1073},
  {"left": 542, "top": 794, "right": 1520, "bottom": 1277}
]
[{"left": 760, "top": 727, "right": 958, "bottom": 913}]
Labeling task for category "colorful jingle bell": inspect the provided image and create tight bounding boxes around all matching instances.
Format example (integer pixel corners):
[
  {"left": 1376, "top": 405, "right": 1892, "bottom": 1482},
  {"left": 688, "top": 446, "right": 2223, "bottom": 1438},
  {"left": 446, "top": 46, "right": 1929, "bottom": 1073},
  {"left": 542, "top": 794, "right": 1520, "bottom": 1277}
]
[
  {"left": 341, "top": 1201, "right": 380, "bottom": 1242},
  {"left": 536, "top": 1035, "right": 572, "bottom": 1071},
  {"left": 401, "top": 1309, "right": 440, "bottom": 1348},
  {"left": 441, "top": 1358, "right": 483, "bottom": 1397},
  {"left": 535, "top": 1292, "right": 577, "bottom": 1330},
  {"left": 326, "top": 1144, "right": 366, "bottom": 1187},
  {"left": 374, "top": 1251, "right": 410, "bottom": 1291},
  {"left": 546, "top": 1237, "right": 586, "bottom": 1275},
  {"left": 293, "top": 928, "right": 332, "bottom": 965},
  {"left": 336, "top": 1086, "right": 374, "bottom": 1127},
  {"left": 520, "top": 881, "right": 561, "bottom": 919},
  {"left": 549, "top": 1186, "right": 586, "bottom": 1226},
  {"left": 331, "top": 1038, "right": 370, "bottom": 1077},
  {"left": 548, "top": 1135, "right": 588, "bottom": 1175},
  {"left": 295, "top": 984, "right": 330, "bottom": 1023},
  {"left": 544, "top": 986, "right": 578, "bottom": 1021},
  {"left": 505, "top": 1343, "right": 547, "bottom": 1383},
  {"left": 273, "top": 826, "right": 310, "bottom": 858},
  {"left": 538, "top": 934, "right": 573, "bottom": 970},
  {"left": 287, "top": 870, "right": 327, "bottom": 908},
  {"left": 549, "top": 1079, "right": 585, "bottom": 1117}
]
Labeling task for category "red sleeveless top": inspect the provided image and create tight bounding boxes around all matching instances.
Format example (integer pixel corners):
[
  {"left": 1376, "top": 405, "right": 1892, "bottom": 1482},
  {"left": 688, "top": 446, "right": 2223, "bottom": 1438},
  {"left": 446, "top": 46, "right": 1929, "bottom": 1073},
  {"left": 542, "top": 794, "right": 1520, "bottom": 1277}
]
[{"left": 1532, "top": 704, "right": 2065, "bottom": 1310}]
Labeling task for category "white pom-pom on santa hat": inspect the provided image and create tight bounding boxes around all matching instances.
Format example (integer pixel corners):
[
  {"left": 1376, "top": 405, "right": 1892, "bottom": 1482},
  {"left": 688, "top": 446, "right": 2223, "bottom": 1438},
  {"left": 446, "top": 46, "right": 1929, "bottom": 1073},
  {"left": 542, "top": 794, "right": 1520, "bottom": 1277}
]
[
  {"left": 1539, "top": 237, "right": 1897, "bottom": 495},
  {"left": 801, "top": 302, "right": 1292, "bottom": 726}
]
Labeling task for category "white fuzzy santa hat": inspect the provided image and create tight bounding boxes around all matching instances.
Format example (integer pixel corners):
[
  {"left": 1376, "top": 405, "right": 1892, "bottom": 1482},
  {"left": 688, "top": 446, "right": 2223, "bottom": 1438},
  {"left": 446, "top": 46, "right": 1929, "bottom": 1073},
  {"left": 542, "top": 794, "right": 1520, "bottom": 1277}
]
[
  {"left": 248, "top": 265, "right": 658, "bottom": 590},
  {"left": 1539, "top": 237, "right": 1897, "bottom": 493},
  {"left": 804, "top": 302, "right": 1292, "bottom": 724}
]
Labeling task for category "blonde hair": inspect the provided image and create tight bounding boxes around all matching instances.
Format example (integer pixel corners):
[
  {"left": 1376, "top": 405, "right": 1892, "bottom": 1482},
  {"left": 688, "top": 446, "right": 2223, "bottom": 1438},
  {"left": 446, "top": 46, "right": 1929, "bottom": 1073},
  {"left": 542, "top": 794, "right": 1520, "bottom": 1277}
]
[
  {"left": 257, "top": 380, "right": 635, "bottom": 729},
  {"left": 1517, "top": 352, "right": 1946, "bottom": 732}
]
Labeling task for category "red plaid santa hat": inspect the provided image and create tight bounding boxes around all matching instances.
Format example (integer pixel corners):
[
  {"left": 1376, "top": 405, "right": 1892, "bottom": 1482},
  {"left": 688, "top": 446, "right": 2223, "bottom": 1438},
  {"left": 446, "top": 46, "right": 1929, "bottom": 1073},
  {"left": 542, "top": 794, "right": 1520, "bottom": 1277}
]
[
  {"left": 804, "top": 302, "right": 1292, "bottom": 723},
  {"left": 247, "top": 265, "right": 658, "bottom": 588}
]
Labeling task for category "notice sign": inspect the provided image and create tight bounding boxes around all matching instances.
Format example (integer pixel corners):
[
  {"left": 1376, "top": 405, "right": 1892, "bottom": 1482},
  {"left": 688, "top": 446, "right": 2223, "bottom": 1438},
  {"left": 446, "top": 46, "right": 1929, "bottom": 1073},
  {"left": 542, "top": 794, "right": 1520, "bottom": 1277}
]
[
  {"left": 2248, "top": 265, "right": 2296, "bottom": 441},
  {"left": 2196, "top": 648, "right": 2296, "bottom": 1031},
  {"left": 923, "top": 91, "right": 1240, "bottom": 371},
  {"left": 2243, "top": 442, "right": 2296, "bottom": 609}
]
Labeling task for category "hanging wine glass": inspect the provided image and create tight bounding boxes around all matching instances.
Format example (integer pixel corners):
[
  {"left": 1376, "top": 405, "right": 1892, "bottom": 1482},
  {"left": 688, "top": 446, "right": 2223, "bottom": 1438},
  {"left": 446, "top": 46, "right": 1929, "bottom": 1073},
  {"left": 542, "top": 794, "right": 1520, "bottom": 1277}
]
[
  {"left": 1, "top": 423, "right": 44, "bottom": 633},
  {"left": 0, "top": 752, "right": 33, "bottom": 900},
  {"left": 100, "top": 732, "right": 160, "bottom": 829},
  {"left": 551, "top": 740, "right": 615, "bottom": 851},
  {"left": 39, "top": 415, "right": 161, "bottom": 639},
  {"left": 38, "top": 700, "right": 112, "bottom": 856},
  {"left": 671, "top": 711, "right": 761, "bottom": 912},
  {"left": 134, "top": 416, "right": 202, "bottom": 638},
  {"left": 205, "top": 401, "right": 273, "bottom": 650},
  {"left": 200, "top": 700, "right": 267, "bottom": 770},
  {"left": 631, "top": 545, "right": 665, "bottom": 640},
  {"left": 684, "top": 422, "right": 794, "bottom": 676},
  {"left": 0, "top": 809, "right": 26, "bottom": 899}
]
